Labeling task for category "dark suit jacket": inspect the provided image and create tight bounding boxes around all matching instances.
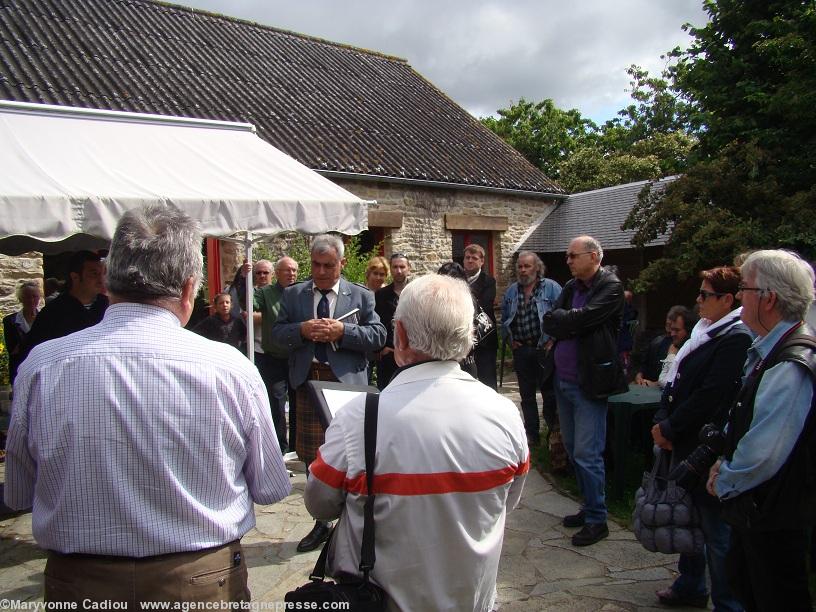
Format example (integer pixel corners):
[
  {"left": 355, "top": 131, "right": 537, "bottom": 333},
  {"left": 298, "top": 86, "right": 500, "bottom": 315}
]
[
  {"left": 375, "top": 283, "right": 400, "bottom": 349},
  {"left": 3, "top": 311, "right": 29, "bottom": 384},
  {"left": 470, "top": 270, "right": 497, "bottom": 350},
  {"left": 21, "top": 292, "right": 108, "bottom": 363},
  {"left": 470, "top": 271, "right": 496, "bottom": 321},
  {"left": 271, "top": 278, "right": 386, "bottom": 388},
  {"left": 655, "top": 321, "right": 753, "bottom": 461}
]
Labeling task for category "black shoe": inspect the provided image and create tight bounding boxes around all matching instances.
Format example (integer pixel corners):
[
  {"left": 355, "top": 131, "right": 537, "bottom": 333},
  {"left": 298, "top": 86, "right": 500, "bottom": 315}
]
[
  {"left": 562, "top": 510, "right": 585, "bottom": 528},
  {"left": 655, "top": 587, "right": 708, "bottom": 608},
  {"left": 571, "top": 522, "right": 608, "bottom": 546},
  {"left": 655, "top": 587, "right": 709, "bottom": 608},
  {"left": 297, "top": 521, "right": 331, "bottom": 552}
]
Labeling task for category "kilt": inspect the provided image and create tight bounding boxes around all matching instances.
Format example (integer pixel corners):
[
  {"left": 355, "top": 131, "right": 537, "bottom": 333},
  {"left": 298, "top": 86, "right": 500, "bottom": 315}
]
[{"left": 295, "top": 362, "right": 338, "bottom": 466}]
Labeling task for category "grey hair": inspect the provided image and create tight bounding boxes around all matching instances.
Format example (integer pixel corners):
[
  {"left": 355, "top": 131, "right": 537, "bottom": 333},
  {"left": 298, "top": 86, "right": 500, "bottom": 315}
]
[
  {"left": 741, "top": 250, "right": 815, "bottom": 321},
  {"left": 106, "top": 205, "right": 203, "bottom": 301},
  {"left": 275, "top": 256, "right": 298, "bottom": 270},
  {"left": 254, "top": 259, "right": 273, "bottom": 269},
  {"left": 394, "top": 274, "right": 474, "bottom": 361},
  {"left": 311, "top": 234, "right": 344, "bottom": 259},
  {"left": 517, "top": 251, "right": 546, "bottom": 278},
  {"left": 576, "top": 235, "right": 604, "bottom": 261},
  {"left": 16, "top": 280, "right": 41, "bottom": 302}
]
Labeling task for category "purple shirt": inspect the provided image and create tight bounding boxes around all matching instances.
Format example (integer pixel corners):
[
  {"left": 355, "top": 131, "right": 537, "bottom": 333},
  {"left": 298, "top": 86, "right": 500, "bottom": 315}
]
[{"left": 553, "top": 278, "right": 592, "bottom": 383}]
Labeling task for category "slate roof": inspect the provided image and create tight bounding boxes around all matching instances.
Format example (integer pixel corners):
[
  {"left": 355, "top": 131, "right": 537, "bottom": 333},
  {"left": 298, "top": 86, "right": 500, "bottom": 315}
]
[
  {"left": 0, "top": 0, "right": 563, "bottom": 195},
  {"left": 518, "top": 176, "right": 676, "bottom": 253}
]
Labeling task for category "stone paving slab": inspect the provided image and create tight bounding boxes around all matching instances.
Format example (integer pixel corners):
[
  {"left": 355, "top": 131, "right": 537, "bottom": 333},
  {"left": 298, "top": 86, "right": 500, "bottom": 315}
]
[{"left": 0, "top": 375, "right": 693, "bottom": 610}]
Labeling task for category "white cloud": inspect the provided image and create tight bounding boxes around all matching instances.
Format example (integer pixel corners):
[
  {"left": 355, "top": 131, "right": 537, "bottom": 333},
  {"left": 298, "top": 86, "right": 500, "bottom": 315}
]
[{"left": 173, "top": 0, "right": 707, "bottom": 122}]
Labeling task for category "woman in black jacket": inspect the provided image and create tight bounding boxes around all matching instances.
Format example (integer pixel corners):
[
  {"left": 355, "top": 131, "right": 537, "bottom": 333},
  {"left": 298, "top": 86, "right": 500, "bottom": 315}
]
[{"left": 651, "top": 267, "right": 753, "bottom": 611}]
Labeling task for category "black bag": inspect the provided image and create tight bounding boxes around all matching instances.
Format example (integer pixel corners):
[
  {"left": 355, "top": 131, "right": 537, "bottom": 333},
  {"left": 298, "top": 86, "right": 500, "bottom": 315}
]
[
  {"left": 285, "top": 393, "right": 388, "bottom": 611},
  {"left": 632, "top": 448, "right": 704, "bottom": 555},
  {"left": 473, "top": 305, "right": 495, "bottom": 347}
]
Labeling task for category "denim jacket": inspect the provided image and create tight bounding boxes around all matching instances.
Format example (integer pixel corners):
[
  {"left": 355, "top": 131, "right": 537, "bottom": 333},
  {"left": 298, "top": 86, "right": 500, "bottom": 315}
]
[{"left": 500, "top": 278, "right": 562, "bottom": 348}]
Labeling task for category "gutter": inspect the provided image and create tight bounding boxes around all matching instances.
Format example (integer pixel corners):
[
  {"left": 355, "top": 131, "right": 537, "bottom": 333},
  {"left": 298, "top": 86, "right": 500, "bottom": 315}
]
[{"left": 315, "top": 170, "right": 567, "bottom": 201}]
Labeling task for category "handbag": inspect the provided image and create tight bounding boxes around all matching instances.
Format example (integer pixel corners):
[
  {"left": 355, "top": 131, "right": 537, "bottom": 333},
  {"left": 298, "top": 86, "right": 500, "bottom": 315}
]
[
  {"left": 632, "top": 447, "right": 704, "bottom": 555},
  {"left": 285, "top": 393, "right": 388, "bottom": 611},
  {"left": 473, "top": 305, "right": 495, "bottom": 347}
]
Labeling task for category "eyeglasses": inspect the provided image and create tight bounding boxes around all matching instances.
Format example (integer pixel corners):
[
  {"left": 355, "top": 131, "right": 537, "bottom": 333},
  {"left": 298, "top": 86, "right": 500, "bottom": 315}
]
[
  {"left": 390, "top": 253, "right": 408, "bottom": 261},
  {"left": 565, "top": 251, "right": 595, "bottom": 260},
  {"left": 254, "top": 270, "right": 271, "bottom": 275},
  {"left": 737, "top": 284, "right": 765, "bottom": 294},
  {"left": 698, "top": 289, "right": 727, "bottom": 300}
]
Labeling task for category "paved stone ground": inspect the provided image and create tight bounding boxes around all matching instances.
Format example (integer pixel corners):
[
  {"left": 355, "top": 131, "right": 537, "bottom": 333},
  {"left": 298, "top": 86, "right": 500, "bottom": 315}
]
[{"left": 0, "top": 375, "right": 694, "bottom": 610}]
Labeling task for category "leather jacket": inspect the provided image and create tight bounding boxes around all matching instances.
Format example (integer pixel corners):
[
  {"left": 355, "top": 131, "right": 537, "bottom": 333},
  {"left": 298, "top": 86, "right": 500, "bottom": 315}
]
[{"left": 541, "top": 266, "right": 627, "bottom": 399}]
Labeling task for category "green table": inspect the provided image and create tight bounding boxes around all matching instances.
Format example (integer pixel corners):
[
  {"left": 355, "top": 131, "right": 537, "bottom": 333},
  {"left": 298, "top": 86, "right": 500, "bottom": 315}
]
[{"left": 607, "top": 384, "right": 662, "bottom": 499}]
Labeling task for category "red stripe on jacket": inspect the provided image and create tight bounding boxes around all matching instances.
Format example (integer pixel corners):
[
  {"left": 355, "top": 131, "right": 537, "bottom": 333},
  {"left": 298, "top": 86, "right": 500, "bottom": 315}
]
[{"left": 311, "top": 450, "right": 528, "bottom": 496}]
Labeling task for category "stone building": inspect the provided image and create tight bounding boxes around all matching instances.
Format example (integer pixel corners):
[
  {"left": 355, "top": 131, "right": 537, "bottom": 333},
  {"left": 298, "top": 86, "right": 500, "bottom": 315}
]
[{"left": 0, "top": 0, "right": 564, "bottom": 309}]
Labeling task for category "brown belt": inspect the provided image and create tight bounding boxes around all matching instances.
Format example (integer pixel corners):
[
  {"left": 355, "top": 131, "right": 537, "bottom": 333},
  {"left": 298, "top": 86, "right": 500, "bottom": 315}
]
[{"left": 308, "top": 361, "right": 337, "bottom": 381}]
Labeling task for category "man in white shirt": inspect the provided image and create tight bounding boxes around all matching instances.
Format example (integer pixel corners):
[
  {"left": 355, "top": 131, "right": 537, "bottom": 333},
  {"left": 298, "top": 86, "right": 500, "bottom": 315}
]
[
  {"left": 305, "top": 274, "right": 529, "bottom": 611},
  {"left": 4, "top": 205, "right": 291, "bottom": 604}
]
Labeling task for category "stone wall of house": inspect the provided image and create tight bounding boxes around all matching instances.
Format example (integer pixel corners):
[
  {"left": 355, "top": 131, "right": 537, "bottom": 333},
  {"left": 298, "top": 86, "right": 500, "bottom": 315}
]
[
  {"left": 0, "top": 253, "right": 44, "bottom": 318},
  {"left": 334, "top": 179, "right": 558, "bottom": 295}
]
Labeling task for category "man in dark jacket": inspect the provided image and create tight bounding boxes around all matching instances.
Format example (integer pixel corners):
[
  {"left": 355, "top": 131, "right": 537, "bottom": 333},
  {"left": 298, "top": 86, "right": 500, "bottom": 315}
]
[
  {"left": 542, "top": 235, "right": 626, "bottom": 547},
  {"left": 463, "top": 244, "right": 498, "bottom": 389},
  {"left": 23, "top": 250, "right": 108, "bottom": 355}
]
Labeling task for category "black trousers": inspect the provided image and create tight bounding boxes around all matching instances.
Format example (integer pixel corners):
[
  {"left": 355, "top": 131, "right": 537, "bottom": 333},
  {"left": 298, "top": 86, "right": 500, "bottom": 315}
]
[
  {"left": 474, "top": 340, "right": 497, "bottom": 390},
  {"left": 377, "top": 352, "right": 397, "bottom": 391},
  {"left": 254, "top": 352, "right": 289, "bottom": 453},
  {"left": 726, "top": 526, "right": 812, "bottom": 612}
]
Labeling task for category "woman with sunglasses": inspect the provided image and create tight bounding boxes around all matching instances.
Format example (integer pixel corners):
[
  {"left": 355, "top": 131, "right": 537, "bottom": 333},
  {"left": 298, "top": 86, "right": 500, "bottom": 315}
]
[{"left": 651, "top": 266, "right": 753, "bottom": 611}]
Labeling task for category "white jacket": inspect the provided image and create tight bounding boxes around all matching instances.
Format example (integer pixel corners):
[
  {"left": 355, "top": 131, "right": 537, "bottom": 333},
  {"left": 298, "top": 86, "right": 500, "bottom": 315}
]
[{"left": 305, "top": 360, "right": 529, "bottom": 612}]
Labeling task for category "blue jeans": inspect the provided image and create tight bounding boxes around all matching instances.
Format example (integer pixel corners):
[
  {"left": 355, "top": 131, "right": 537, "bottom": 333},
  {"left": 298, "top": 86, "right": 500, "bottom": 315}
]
[
  {"left": 672, "top": 492, "right": 742, "bottom": 612},
  {"left": 553, "top": 374, "right": 607, "bottom": 523}
]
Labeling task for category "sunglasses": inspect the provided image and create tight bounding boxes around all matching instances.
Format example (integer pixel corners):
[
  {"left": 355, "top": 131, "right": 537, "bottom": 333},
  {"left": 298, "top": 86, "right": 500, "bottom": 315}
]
[
  {"left": 565, "top": 251, "right": 595, "bottom": 260},
  {"left": 737, "top": 284, "right": 765, "bottom": 294},
  {"left": 698, "top": 289, "right": 727, "bottom": 300}
]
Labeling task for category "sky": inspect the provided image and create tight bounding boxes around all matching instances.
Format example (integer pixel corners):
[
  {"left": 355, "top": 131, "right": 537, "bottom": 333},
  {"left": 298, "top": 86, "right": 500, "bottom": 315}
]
[{"left": 171, "top": 0, "right": 708, "bottom": 124}]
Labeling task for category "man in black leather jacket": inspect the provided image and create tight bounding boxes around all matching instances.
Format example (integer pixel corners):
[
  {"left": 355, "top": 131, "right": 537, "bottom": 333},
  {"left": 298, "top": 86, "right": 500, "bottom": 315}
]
[{"left": 542, "top": 235, "right": 626, "bottom": 547}]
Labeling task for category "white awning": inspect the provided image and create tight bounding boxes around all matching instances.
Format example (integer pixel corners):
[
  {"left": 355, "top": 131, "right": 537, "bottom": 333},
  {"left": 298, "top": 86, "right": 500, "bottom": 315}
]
[{"left": 0, "top": 100, "right": 370, "bottom": 254}]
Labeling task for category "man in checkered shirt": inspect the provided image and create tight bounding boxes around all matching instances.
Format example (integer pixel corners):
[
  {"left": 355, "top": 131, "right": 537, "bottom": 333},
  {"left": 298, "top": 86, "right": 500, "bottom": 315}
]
[{"left": 4, "top": 205, "right": 291, "bottom": 604}]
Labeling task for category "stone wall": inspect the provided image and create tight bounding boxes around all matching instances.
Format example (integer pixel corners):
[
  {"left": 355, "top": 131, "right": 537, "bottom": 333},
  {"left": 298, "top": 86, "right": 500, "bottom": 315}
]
[
  {"left": 334, "top": 179, "right": 558, "bottom": 294},
  {"left": 0, "top": 253, "right": 44, "bottom": 318}
]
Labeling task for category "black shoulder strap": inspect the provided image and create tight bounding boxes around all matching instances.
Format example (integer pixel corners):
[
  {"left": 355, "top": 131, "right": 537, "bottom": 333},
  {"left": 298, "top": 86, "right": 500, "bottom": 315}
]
[
  {"left": 308, "top": 392, "right": 380, "bottom": 583},
  {"left": 360, "top": 391, "right": 379, "bottom": 577}
]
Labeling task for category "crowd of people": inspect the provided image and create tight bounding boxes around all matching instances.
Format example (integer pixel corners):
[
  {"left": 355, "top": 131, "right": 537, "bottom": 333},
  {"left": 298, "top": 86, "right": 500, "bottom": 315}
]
[{"left": 1, "top": 208, "right": 814, "bottom": 611}]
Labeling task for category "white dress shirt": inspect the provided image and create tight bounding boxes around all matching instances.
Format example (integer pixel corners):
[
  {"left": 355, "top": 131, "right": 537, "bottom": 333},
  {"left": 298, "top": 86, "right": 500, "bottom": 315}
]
[{"left": 4, "top": 302, "right": 291, "bottom": 556}]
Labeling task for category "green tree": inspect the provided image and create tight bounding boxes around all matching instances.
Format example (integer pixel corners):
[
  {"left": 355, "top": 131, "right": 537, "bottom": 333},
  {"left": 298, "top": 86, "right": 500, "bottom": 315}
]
[
  {"left": 481, "top": 98, "right": 598, "bottom": 179},
  {"left": 625, "top": 0, "right": 816, "bottom": 289},
  {"left": 483, "top": 66, "right": 694, "bottom": 192},
  {"left": 254, "top": 234, "right": 376, "bottom": 285},
  {"left": 556, "top": 147, "right": 662, "bottom": 193}
]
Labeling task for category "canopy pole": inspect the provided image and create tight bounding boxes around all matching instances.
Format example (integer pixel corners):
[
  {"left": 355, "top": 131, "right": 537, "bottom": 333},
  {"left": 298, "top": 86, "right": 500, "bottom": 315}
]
[{"left": 244, "top": 232, "right": 255, "bottom": 363}]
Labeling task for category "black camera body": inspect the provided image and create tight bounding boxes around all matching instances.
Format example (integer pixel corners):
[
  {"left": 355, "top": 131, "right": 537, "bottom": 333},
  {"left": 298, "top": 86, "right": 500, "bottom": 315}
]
[{"left": 667, "top": 423, "right": 727, "bottom": 490}]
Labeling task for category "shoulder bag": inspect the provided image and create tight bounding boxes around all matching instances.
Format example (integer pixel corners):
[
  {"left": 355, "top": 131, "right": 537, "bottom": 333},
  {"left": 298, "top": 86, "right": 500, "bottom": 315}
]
[
  {"left": 632, "top": 447, "right": 704, "bottom": 555},
  {"left": 284, "top": 393, "right": 388, "bottom": 611}
]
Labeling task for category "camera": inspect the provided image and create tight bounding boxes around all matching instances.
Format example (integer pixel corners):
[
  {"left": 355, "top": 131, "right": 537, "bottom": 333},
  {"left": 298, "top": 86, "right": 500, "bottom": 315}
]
[{"left": 667, "top": 423, "right": 726, "bottom": 490}]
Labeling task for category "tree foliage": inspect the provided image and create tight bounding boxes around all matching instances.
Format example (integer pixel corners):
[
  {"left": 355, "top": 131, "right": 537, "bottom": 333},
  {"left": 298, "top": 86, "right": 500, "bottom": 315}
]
[
  {"left": 480, "top": 98, "right": 598, "bottom": 179},
  {"left": 253, "top": 234, "right": 377, "bottom": 285},
  {"left": 624, "top": 0, "right": 816, "bottom": 289},
  {"left": 483, "top": 65, "right": 694, "bottom": 193}
]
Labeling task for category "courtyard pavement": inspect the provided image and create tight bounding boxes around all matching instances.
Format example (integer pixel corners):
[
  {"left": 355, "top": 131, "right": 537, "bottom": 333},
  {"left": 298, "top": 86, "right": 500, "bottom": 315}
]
[{"left": 0, "top": 375, "right": 695, "bottom": 610}]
